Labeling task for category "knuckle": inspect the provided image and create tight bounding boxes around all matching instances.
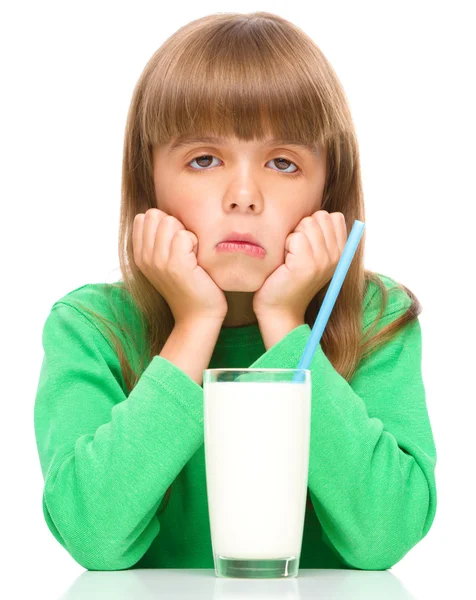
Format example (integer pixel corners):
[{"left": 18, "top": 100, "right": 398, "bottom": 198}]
[
  {"left": 152, "top": 261, "right": 163, "bottom": 275},
  {"left": 133, "top": 213, "right": 144, "bottom": 227},
  {"left": 164, "top": 214, "right": 179, "bottom": 226},
  {"left": 146, "top": 208, "right": 162, "bottom": 220},
  {"left": 167, "top": 262, "right": 180, "bottom": 277},
  {"left": 170, "top": 230, "right": 183, "bottom": 245}
]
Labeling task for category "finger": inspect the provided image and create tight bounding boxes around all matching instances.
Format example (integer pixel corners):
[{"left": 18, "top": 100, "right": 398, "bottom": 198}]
[
  {"left": 170, "top": 229, "right": 198, "bottom": 264},
  {"left": 296, "top": 216, "right": 327, "bottom": 259},
  {"left": 313, "top": 210, "right": 340, "bottom": 263},
  {"left": 329, "top": 212, "right": 348, "bottom": 254},
  {"left": 285, "top": 231, "right": 314, "bottom": 271},
  {"left": 168, "top": 230, "right": 193, "bottom": 271},
  {"left": 142, "top": 209, "right": 164, "bottom": 263},
  {"left": 152, "top": 213, "right": 185, "bottom": 265},
  {"left": 132, "top": 213, "right": 145, "bottom": 266}
]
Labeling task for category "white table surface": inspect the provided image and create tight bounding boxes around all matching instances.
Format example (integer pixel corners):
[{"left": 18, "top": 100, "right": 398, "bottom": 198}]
[{"left": 54, "top": 568, "right": 417, "bottom": 599}]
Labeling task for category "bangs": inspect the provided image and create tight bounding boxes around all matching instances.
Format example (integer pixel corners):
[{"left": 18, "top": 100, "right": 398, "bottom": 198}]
[{"left": 139, "top": 19, "right": 338, "bottom": 152}]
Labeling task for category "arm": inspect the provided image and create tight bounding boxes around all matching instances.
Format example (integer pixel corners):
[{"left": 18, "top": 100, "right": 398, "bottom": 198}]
[
  {"left": 257, "top": 312, "right": 304, "bottom": 351},
  {"left": 253, "top": 313, "right": 437, "bottom": 570},
  {"left": 160, "top": 316, "right": 224, "bottom": 386},
  {"left": 34, "top": 303, "right": 220, "bottom": 570}
]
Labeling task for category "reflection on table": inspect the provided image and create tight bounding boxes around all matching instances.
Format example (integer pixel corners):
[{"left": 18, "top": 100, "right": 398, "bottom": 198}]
[{"left": 58, "top": 568, "right": 417, "bottom": 600}]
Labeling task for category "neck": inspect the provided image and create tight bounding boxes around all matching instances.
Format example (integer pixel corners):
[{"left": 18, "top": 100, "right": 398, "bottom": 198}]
[{"left": 221, "top": 291, "right": 258, "bottom": 328}]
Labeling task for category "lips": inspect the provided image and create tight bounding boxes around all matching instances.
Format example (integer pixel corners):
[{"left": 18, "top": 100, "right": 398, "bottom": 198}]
[{"left": 217, "top": 231, "right": 264, "bottom": 248}]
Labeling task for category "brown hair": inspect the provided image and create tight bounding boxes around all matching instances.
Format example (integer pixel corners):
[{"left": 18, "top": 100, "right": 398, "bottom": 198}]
[{"left": 75, "top": 11, "right": 421, "bottom": 515}]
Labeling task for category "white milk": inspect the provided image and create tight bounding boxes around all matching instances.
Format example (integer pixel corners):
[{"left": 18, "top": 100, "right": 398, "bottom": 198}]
[{"left": 204, "top": 380, "right": 311, "bottom": 560}]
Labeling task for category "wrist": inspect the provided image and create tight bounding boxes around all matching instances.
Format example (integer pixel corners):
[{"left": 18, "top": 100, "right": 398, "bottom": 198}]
[
  {"left": 175, "top": 314, "right": 225, "bottom": 330},
  {"left": 256, "top": 309, "right": 303, "bottom": 326},
  {"left": 256, "top": 312, "right": 305, "bottom": 350}
]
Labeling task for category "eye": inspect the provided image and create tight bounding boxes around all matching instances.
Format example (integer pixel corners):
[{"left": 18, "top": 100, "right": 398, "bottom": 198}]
[
  {"left": 187, "top": 155, "right": 221, "bottom": 170},
  {"left": 267, "top": 157, "right": 300, "bottom": 176},
  {"left": 186, "top": 155, "right": 301, "bottom": 177}
]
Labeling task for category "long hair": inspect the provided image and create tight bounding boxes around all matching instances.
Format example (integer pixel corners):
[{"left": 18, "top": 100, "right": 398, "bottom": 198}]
[{"left": 75, "top": 11, "right": 421, "bottom": 514}]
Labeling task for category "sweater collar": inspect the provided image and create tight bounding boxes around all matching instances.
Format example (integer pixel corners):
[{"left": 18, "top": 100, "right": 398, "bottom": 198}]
[{"left": 215, "top": 321, "right": 263, "bottom": 347}]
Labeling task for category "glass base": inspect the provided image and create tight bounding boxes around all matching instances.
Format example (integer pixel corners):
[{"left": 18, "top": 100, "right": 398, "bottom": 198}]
[{"left": 214, "top": 555, "right": 299, "bottom": 578}]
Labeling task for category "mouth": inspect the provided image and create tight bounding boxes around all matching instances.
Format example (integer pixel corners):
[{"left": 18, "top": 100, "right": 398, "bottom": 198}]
[
  {"left": 215, "top": 231, "right": 266, "bottom": 258},
  {"left": 217, "top": 231, "right": 264, "bottom": 247},
  {"left": 216, "top": 241, "right": 266, "bottom": 258}
]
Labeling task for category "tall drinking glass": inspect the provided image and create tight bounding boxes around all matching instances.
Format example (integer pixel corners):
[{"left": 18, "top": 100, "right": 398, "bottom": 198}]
[{"left": 203, "top": 368, "right": 311, "bottom": 579}]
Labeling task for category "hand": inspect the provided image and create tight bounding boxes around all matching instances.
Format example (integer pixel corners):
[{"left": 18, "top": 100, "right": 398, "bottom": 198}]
[
  {"left": 253, "top": 210, "right": 348, "bottom": 321},
  {"left": 132, "top": 208, "right": 228, "bottom": 324}
]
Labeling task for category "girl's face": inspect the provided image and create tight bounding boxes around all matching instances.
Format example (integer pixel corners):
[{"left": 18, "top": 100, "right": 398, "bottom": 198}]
[{"left": 152, "top": 134, "right": 327, "bottom": 293}]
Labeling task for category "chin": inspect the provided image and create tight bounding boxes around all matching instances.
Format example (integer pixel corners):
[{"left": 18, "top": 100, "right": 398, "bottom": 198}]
[{"left": 206, "top": 262, "right": 265, "bottom": 292}]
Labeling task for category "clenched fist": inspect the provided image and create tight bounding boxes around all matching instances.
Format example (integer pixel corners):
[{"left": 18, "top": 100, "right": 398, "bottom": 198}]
[{"left": 132, "top": 209, "right": 228, "bottom": 325}]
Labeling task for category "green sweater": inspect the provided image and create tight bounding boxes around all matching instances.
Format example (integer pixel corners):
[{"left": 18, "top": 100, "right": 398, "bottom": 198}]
[{"left": 34, "top": 273, "right": 437, "bottom": 572}]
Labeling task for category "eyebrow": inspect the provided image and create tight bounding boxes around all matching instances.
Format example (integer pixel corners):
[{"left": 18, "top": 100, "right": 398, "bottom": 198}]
[{"left": 167, "top": 136, "right": 320, "bottom": 158}]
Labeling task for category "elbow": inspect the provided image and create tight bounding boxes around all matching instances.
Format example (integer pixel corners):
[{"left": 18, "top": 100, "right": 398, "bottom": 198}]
[
  {"left": 42, "top": 493, "right": 158, "bottom": 571},
  {"left": 51, "top": 530, "right": 147, "bottom": 572},
  {"left": 351, "top": 459, "right": 438, "bottom": 570},
  {"left": 77, "top": 518, "right": 161, "bottom": 571},
  {"left": 43, "top": 504, "right": 134, "bottom": 571},
  {"left": 340, "top": 494, "right": 438, "bottom": 571},
  {"left": 340, "top": 534, "right": 426, "bottom": 571},
  {"left": 67, "top": 532, "right": 144, "bottom": 571},
  {"left": 335, "top": 532, "right": 414, "bottom": 570},
  {"left": 73, "top": 551, "right": 141, "bottom": 572},
  {"left": 338, "top": 546, "right": 404, "bottom": 571}
]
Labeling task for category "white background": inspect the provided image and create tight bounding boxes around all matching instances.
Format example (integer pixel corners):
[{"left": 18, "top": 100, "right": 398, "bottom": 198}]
[{"left": 2, "top": 1, "right": 475, "bottom": 598}]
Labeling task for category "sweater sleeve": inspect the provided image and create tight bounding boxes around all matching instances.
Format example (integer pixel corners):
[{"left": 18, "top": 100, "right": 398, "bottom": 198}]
[
  {"left": 33, "top": 302, "right": 205, "bottom": 571},
  {"left": 248, "top": 315, "right": 437, "bottom": 570}
]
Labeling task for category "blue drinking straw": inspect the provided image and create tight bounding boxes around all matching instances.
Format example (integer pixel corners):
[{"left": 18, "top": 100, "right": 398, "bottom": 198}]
[{"left": 292, "top": 220, "right": 365, "bottom": 383}]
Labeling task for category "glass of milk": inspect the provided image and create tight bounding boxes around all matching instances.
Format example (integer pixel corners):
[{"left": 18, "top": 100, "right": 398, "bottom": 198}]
[{"left": 203, "top": 367, "right": 311, "bottom": 579}]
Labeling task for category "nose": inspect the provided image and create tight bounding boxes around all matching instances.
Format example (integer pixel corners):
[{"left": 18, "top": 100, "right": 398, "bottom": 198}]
[
  {"left": 229, "top": 199, "right": 256, "bottom": 211},
  {"left": 222, "top": 165, "right": 265, "bottom": 213},
  {"left": 225, "top": 189, "right": 263, "bottom": 213}
]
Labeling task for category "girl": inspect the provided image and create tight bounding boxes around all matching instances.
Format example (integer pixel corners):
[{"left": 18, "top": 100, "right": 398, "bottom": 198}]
[{"left": 34, "top": 11, "right": 437, "bottom": 572}]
